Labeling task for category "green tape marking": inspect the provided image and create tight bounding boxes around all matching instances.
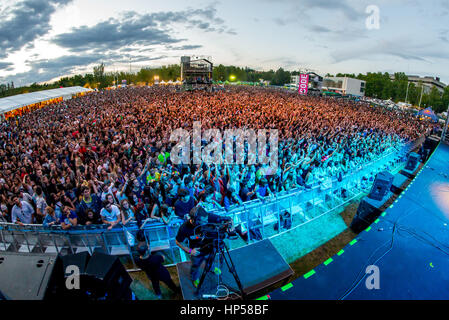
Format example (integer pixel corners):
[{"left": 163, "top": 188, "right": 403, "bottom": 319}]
[
  {"left": 381, "top": 212, "right": 386, "bottom": 217},
  {"left": 365, "top": 226, "right": 372, "bottom": 232},
  {"left": 324, "top": 257, "right": 333, "bottom": 266},
  {"left": 256, "top": 295, "right": 269, "bottom": 300},
  {"left": 281, "top": 283, "right": 293, "bottom": 291},
  {"left": 349, "top": 239, "right": 357, "bottom": 246},
  {"left": 337, "top": 249, "right": 344, "bottom": 256},
  {"left": 374, "top": 218, "right": 380, "bottom": 224},
  {"left": 303, "top": 270, "right": 316, "bottom": 279}
]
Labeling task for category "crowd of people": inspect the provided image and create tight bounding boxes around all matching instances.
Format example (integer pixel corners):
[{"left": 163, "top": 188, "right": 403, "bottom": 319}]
[{"left": 0, "top": 85, "right": 436, "bottom": 231}]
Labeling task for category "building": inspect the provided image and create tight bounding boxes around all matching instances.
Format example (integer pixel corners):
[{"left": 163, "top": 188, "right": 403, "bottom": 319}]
[
  {"left": 394, "top": 75, "right": 446, "bottom": 94},
  {"left": 290, "top": 72, "right": 323, "bottom": 91},
  {"left": 322, "top": 77, "right": 366, "bottom": 96}
]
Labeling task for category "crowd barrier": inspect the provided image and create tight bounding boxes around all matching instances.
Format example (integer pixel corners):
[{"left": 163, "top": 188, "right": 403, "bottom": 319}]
[{"left": 0, "top": 137, "right": 424, "bottom": 269}]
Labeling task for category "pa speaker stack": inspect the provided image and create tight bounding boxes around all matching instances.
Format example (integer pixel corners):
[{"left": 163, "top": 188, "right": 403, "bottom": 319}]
[
  {"left": 424, "top": 135, "right": 440, "bottom": 152},
  {"left": 0, "top": 252, "right": 64, "bottom": 300},
  {"left": 0, "top": 250, "right": 132, "bottom": 300},
  {"left": 61, "top": 250, "right": 133, "bottom": 300}
]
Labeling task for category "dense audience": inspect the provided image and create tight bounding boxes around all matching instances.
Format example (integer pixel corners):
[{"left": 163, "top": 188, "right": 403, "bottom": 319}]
[{"left": 0, "top": 86, "right": 435, "bottom": 228}]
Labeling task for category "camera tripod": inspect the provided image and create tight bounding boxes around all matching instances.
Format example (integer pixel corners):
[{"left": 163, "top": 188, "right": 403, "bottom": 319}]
[{"left": 195, "top": 236, "right": 245, "bottom": 300}]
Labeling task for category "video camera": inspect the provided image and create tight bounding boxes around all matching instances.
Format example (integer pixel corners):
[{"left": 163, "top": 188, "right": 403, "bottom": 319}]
[{"left": 190, "top": 206, "right": 238, "bottom": 247}]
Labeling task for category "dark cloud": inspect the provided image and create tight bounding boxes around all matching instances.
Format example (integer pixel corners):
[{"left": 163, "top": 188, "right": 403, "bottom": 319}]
[
  {"left": 0, "top": 0, "right": 72, "bottom": 57},
  {"left": 52, "top": 17, "right": 181, "bottom": 51},
  {"left": 0, "top": 61, "right": 14, "bottom": 70},
  {"left": 309, "top": 25, "right": 332, "bottom": 33},
  {"left": 439, "top": 30, "right": 449, "bottom": 43},
  {"left": 166, "top": 44, "right": 203, "bottom": 51},
  {"left": 52, "top": 6, "right": 235, "bottom": 52}
]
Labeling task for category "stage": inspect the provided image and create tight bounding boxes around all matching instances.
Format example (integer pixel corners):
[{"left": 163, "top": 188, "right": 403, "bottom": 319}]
[{"left": 267, "top": 142, "right": 449, "bottom": 300}]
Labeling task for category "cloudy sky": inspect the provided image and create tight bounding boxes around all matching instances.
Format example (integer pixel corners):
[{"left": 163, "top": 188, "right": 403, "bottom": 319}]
[{"left": 0, "top": 0, "right": 448, "bottom": 86}]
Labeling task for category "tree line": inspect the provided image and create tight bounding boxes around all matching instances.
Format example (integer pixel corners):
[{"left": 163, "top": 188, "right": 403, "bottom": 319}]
[{"left": 1, "top": 64, "right": 448, "bottom": 112}]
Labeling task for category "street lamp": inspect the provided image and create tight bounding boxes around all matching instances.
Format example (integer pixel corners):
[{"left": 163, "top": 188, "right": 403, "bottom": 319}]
[
  {"left": 229, "top": 75, "right": 236, "bottom": 81},
  {"left": 418, "top": 85, "right": 424, "bottom": 108},
  {"left": 405, "top": 81, "right": 411, "bottom": 104}
]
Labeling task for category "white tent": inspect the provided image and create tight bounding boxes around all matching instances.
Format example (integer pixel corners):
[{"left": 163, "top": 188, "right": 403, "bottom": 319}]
[
  {"left": 167, "top": 80, "right": 173, "bottom": 84},
  {"left": 0, "top": 86, "right": 92, "bottom": 114}
]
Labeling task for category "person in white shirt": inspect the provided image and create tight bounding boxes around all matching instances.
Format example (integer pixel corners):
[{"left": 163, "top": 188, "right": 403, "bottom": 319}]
[
  {"left": 11, "top": 196, "right": 35, "bottom": 225},
  {"left": 100, "top": 200, "right": 121, "bottom": 230}
]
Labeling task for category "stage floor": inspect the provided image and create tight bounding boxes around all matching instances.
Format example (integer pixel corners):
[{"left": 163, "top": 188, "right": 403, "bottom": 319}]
[{"left": 268, "top": 142, "right": 449, "bottom": 300}]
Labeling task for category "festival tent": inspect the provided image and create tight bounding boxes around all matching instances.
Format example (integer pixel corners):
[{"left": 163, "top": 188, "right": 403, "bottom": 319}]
[
  {"left": 417, "top": 107, "right": 438, "bottom": 122},
  {"left": 0, "top": 86, "right": 92, "bottom": 115}
]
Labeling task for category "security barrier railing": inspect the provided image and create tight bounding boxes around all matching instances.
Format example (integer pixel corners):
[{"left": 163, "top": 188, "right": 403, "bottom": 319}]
[{"left": 0, "top": 137, "right": 423, "bottom": 268}]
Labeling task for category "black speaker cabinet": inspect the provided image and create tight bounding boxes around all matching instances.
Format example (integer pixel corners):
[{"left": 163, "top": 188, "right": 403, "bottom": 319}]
[
  {"left": 405, "top": 152, "right": 420, "bottom": 171},
  {"left": 368, "top": 171, "right": 393, "bottom": 201},
  {"left": 0, "top": 252, "right": 63, "bottom": 300},
  {"left": 84, "top": 251, "right": 133, "bottom": 300},
  {"left": 350, "top": 193, "right": 391, "bottom": 233}
]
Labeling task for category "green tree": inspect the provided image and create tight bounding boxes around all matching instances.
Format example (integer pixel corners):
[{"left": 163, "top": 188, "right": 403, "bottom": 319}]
[{"left": 93, "top": 63, "right": 107, "bottom": 88}]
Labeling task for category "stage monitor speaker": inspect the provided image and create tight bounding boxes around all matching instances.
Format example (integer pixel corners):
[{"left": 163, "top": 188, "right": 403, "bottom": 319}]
[
  {"left": 368, "top": 171, "right": 393, "bottom": 201},
  {"left": 0, "top": 252, "right": 63, "bottom": 300},
  {"left": 84, "top": 251, "right": 133, "bottom": 300},
  {"left": 405, "top": 152, "right": 420, "bottom": 171},
  {"left": 350, "top": 193, "right": 390, "bottom": 233}
]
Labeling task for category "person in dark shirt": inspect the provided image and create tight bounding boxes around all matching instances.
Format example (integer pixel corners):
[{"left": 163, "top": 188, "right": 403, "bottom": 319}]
[
  {"left": 79, "top": 208, "right": 102, "bottom": 225},
  {"left": 174, "top": 188, "right": 195, "bottom": 219},
  {"left": 134, "top": 232, "right": 179, "bottom": 299},
  {"left": 175, "top": 206, "right": 232, "bottom": 287},
  {"left": 76, "top": 187, "right": 102, "bottom": 217},
  {"left": 239, "top": 179, "right": 256, "bottom": 202}
]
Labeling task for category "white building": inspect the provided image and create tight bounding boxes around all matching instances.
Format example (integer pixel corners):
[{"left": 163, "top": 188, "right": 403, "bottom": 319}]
[
  {"left": 401, "top": 75, "right": 445, "bottom": 94},
  {"left": 322, "top": 77, "right": 366, "bottom": 96},
  {"left": 291, "top": 75, "right": 300, "bottom": 85}
]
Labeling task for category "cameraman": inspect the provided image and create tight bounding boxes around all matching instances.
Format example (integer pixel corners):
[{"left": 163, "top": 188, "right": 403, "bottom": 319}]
[{"left": 175, "top": 206, "right": 232, "bottom": 288}]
